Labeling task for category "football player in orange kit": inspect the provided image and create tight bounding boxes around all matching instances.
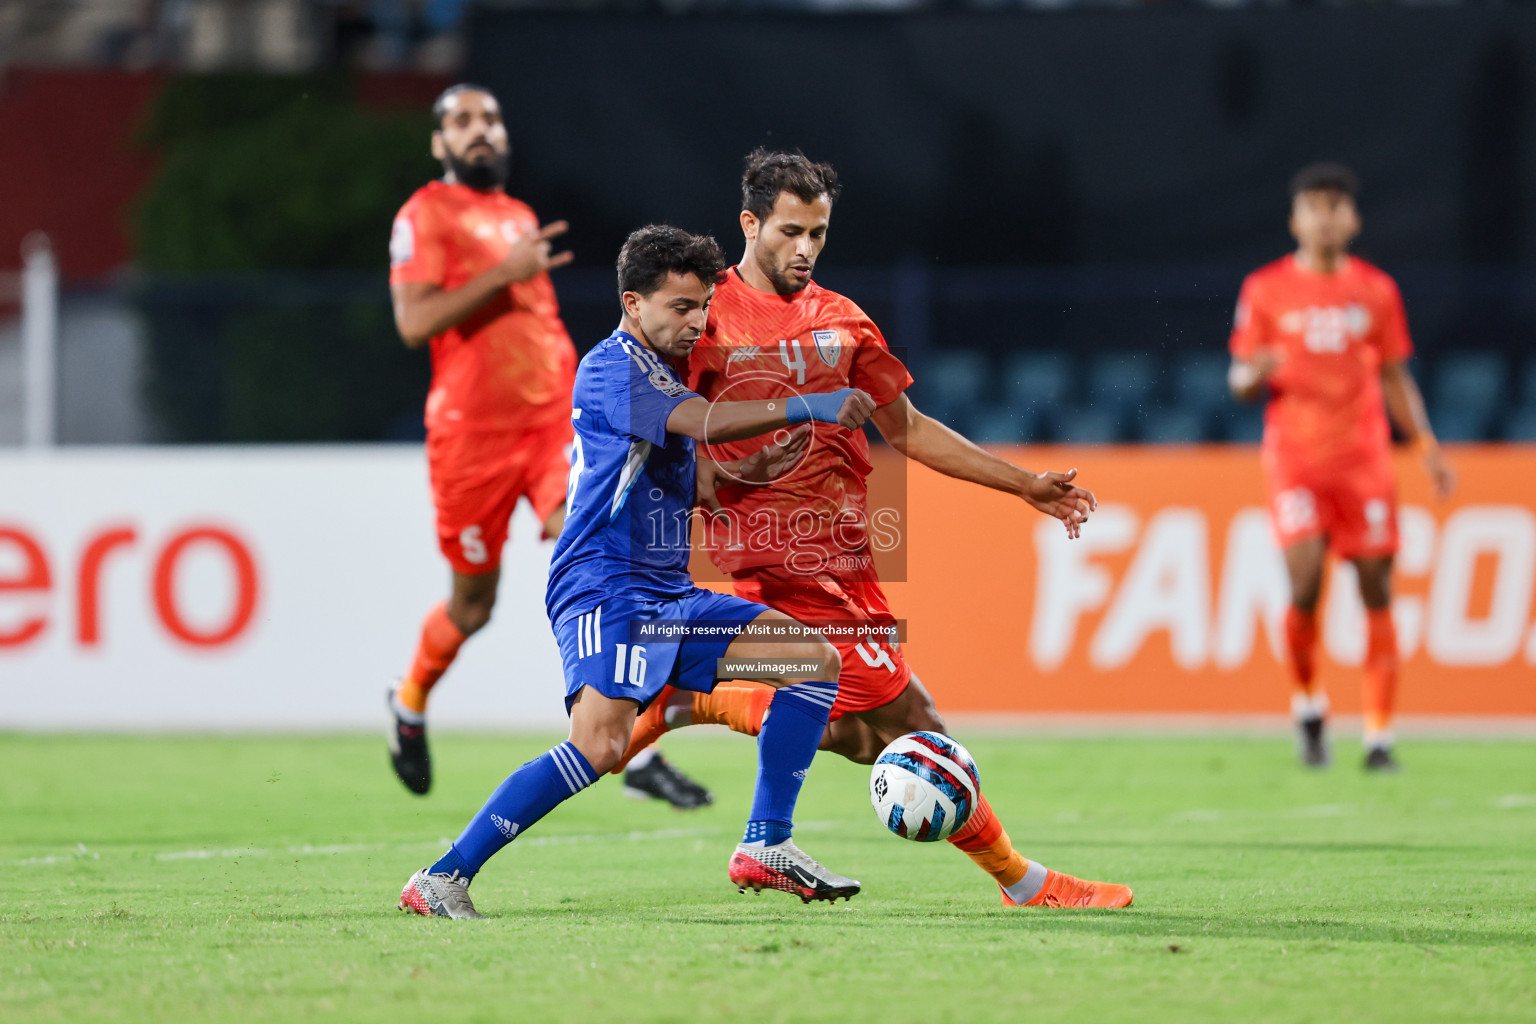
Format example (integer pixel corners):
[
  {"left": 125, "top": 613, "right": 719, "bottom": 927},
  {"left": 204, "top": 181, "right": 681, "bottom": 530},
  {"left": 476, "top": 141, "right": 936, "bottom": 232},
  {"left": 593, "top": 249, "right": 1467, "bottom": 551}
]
[
  {"left": 1229, "top": 163, "right": 1455, "bottom": 772},
  {"left": 616, "top": 149, "right": 1133, "bottom": 908},
  {"left": 384, "top": 84, "right": 711, "bottom": 808}
]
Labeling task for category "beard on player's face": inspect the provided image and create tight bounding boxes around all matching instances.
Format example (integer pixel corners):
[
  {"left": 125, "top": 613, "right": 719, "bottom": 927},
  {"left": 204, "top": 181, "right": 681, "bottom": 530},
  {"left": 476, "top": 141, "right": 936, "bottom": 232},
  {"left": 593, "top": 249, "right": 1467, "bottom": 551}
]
[
  {"left": 443, "top": 144, "right": 509, "bottom": 192},
  {"left": 756, "top": 245, "right": 811, "bottom": 295}
]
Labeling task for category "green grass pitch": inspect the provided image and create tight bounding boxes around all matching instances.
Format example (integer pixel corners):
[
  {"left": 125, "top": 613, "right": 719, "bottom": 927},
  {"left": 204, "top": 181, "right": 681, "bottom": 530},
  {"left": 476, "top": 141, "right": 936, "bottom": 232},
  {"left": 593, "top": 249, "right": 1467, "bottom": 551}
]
[{"left": 3, "top": 731, "right": 1533, "bottom": 1023}]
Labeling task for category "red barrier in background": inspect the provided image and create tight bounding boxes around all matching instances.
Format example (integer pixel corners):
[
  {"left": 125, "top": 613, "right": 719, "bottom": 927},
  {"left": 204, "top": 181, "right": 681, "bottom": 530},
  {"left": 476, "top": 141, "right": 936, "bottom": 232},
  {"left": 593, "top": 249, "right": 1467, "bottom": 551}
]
[
  {"left": 0, "top": 69, "right": 451, "bottom": 288},
  {"left": 0, "top": 69, "right": 165, "bottom": 283}
]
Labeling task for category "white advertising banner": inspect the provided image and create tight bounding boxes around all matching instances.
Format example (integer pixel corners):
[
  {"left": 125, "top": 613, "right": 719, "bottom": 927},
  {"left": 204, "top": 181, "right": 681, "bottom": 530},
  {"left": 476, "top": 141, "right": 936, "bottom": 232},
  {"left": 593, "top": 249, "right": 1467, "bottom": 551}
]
[
  {"left": 7, "top": 444, "right": 1534, "bottom": 729},
  {"left": 0, "top": 447, "right": 569, "bottom": 730}
]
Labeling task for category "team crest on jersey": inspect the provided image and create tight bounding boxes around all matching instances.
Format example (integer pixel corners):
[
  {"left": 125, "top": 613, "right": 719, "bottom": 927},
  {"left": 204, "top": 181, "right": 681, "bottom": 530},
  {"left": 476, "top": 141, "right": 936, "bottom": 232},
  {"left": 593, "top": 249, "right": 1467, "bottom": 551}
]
[
  {"left": 648, "top": 366, "right": 690, "bottom": 398},
  {"left": 812, "top": 330, "right": 842, "bottom": 367}
]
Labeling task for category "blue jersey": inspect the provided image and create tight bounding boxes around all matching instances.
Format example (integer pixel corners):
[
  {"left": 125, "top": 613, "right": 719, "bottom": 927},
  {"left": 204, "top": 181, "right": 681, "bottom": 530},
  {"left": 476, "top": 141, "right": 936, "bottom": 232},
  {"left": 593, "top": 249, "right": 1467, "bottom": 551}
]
[{"left": 546, "top": 330, "right": 703, "bottom": 628}]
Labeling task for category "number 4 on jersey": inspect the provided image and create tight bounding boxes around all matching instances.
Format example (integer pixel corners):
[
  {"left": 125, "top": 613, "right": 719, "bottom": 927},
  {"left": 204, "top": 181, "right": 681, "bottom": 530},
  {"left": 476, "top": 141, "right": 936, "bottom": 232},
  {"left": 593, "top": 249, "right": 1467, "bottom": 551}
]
[
  {"left": 853, "top": 640, "right": 896, "bottom": 672},
  {"left": 778, "top": 339, "right": 807, "bottom": 385}
]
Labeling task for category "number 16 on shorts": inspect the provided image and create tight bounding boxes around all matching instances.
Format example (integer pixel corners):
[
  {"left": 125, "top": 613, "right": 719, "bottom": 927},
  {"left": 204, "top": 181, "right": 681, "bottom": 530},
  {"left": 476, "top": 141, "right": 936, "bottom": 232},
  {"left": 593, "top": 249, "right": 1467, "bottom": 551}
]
[{"left": 613, "top": 643, "right": 648, "bottom": 687}]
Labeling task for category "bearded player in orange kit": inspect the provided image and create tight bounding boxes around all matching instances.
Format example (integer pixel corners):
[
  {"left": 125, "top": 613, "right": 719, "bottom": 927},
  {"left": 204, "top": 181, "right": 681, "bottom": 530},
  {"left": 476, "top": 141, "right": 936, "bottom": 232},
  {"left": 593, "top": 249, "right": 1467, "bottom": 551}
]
[
  {"left": 1229, "top": 163, "right": 1455, "bottom": 772},
  {"left": 383, "top": 84, "right": 712, "bottom": 808},
  {"left": 614, "top": 149, "right": 1132, "bottom": 908}
]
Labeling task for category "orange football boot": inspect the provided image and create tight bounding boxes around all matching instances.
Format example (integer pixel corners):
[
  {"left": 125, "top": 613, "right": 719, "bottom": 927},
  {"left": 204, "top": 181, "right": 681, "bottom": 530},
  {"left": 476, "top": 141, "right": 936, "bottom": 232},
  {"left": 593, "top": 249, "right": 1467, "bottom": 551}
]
[
  {"left": 609, "top": 684, "right": 677, "bottom": 775},
  {"left": 1002, "top": 869, "right": 1134, "bottom": 908}
]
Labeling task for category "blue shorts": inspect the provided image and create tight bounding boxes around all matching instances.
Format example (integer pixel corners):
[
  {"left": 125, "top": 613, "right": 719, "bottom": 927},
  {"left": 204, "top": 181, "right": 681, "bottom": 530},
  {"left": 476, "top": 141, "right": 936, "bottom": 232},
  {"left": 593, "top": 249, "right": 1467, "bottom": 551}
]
[{"left": 553, "top": 588, "right": 768, "bottom": 713}]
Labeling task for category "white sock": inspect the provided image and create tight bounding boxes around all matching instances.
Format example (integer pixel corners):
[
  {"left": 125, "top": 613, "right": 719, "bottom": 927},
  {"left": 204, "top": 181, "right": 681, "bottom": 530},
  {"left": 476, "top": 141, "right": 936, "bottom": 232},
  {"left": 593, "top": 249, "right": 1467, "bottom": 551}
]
[
  {"left": 1291, "top": 691, "right": 1330, "bottom": 720},
  {"left": 627, "top": 745, "right": 659, "bottom": 771},
  {"left": 1002, "top": 859, "right": 1050, "bottom": 904},
  {"left": 1364, "top": 729, "right": 1394, "bottom": 750}
]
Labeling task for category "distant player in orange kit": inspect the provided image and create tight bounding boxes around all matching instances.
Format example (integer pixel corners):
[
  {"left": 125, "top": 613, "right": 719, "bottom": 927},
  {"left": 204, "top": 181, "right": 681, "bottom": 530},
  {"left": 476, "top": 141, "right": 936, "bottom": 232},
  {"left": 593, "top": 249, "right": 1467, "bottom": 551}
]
[
  {"left": 1228, "top": 162, "right": 1455, "bottom": 771},
  {"left": 383, "top": 84, "right": 711, "bottom": 808},
  {"left": 614, "top": 149, "right": 1132, "bottom": 908}
]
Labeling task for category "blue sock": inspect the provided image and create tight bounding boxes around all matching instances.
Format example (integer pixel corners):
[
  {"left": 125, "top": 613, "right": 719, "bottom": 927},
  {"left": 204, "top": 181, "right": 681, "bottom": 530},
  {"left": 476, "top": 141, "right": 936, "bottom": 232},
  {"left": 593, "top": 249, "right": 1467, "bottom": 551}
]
[
  {"left": 429, "top": 741, "right": 596, "bottom": 879},
  {"left": 743, "top": 680, "right": 837, "bottom": 846}
]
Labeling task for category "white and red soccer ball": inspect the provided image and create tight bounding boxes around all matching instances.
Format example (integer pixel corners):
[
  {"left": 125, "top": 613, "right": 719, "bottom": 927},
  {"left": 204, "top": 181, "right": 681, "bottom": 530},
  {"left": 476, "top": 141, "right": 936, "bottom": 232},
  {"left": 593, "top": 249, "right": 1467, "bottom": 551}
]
[{"left": 869, "top": 731, "right": 980, "bottom": 842}]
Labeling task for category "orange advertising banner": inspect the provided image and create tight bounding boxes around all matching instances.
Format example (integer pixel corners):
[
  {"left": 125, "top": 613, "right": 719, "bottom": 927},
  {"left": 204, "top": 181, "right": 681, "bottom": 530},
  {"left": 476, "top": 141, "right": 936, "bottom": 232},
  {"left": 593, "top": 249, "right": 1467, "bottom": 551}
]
[{"left": 872, "top": 445, "right": 1536, "bottom": 717}]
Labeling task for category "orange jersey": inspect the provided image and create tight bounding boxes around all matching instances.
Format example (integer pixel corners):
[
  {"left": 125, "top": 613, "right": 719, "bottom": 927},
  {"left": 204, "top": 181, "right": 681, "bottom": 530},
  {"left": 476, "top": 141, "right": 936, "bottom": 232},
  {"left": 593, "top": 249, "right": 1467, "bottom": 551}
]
[
  {"left": 686, "top": 269, "right": 913, "bottom": 577},
  {"left": 1229, "top": 254, "right": 1412, "bottom": 468},
  {"left": 390, "top": 181, "right": 577, "bottom": 435}
]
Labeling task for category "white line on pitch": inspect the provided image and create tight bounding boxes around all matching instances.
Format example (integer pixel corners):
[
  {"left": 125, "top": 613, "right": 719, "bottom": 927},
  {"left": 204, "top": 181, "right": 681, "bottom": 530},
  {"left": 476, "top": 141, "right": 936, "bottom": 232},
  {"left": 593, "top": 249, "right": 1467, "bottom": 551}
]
[
  {"left": 8, "top": 821, "right": 839, "bottom": 867},
  {"left": 1167, "top": 794, "right": 1536, "bottom": 824}
]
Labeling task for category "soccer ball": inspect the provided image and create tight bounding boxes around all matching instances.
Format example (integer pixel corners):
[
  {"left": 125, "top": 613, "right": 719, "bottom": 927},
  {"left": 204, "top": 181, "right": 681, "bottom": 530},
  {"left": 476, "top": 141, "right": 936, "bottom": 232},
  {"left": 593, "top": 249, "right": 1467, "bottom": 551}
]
[{"left": 869, "top": 731, "right": 980, "bottom": 842}]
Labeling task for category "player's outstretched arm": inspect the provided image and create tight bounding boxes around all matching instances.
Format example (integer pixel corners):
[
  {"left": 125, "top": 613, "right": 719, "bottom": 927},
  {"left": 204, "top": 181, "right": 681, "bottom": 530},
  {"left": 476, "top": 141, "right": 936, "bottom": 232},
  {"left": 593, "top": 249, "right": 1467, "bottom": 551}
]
[
  {"left": 391, "top": 221, "right": 573, "bottom": 347},
  {"left": 666, "top": 390, "right": 874, "bottom": 444},
  {"left": 871, "top": 393, "right": 1096, "bottom": 538},
  {"left": 1381, "top": 360, "right": 1456, "bottom": 498}
]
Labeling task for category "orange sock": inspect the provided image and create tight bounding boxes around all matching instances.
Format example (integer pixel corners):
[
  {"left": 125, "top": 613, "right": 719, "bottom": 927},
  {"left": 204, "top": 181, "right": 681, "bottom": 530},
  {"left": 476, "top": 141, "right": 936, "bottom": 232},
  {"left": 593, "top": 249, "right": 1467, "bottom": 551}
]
[
  {"left": 1362, "top": 608, "right": 1398, "bottom": 741},
  {"left": 947, "top": 795, "right": 1030, "bottom": 889},
  {"left": 690, "top": 685, "right": 774, "bottom": 736},
  {"left": 1284, "top": 605, "right": 1319, "bottom": 697},
  {"left": 396, "top": 602, "right": 468, "bottom": 714},
  {"left": 610, "top": 685, "right": 776, "bottom": 775}
]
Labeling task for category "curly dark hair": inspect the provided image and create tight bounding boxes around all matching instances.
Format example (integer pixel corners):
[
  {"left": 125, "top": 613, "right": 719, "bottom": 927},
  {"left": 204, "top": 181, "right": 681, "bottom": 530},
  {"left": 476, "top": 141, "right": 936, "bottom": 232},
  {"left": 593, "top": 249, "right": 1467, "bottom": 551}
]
[
  {"left": 740, "top": 148, "right": 841, "bottom": 221},
  {"left": 616, "top": 225, "right": 728, "bottom": 297}
]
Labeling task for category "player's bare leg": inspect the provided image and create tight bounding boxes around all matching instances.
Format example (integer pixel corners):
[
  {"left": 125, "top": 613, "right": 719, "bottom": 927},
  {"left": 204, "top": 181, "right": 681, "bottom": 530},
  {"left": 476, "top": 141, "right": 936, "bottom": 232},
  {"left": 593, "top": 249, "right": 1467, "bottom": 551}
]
[
  {"left": 855, "top": 678, "right": 1129, "bottom": 908},
  {"left": 388, "top": 567, "right": 500, "bottom": 795},
  {"left": 819, "top": 712, "right": 887, "bottom": 762},
  {"left": 755, "top": 673, "right": 1128, "bottom": 908},
  {"left": 1353, "top": 555, "right": 1400, "bottom": 771},
  {"left": 1283, "top": 536, "right": 1330, "bottom": 768},
  {"left": 617, "top": 671, "right": 1129, "bottom": 906}
]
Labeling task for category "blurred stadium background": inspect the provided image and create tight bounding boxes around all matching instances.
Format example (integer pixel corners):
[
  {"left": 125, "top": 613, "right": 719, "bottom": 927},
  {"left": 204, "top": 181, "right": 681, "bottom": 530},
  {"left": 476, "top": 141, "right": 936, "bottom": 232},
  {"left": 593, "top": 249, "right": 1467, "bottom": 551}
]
[
  {"left": 6, "top": 12, "right": 1536, "bottom": 1023},
  {"left": 3, "top": 1, "right": 1535, "bottom": 730}
]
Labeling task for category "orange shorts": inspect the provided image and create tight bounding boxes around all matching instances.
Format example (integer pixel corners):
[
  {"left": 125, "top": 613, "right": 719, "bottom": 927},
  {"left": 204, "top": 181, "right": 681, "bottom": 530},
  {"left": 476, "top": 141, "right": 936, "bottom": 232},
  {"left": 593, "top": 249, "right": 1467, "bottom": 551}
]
[
  {"left": 1264, "top": 449, "right": 1399, "bottom": 560},
  {"left": 731, "top": 565, "right": 912, "bottom": 719},
  {"left": 427, "top": 420, "right": 572, "bottom": 574}
]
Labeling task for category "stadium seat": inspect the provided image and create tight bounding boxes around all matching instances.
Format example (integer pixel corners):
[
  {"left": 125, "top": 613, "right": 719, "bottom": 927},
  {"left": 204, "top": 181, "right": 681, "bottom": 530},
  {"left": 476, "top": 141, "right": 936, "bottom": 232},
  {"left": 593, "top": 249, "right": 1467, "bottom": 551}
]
[
  {"left": 1436, "top": 406, "right": 1492, "bottom": 444},
  {"left": 1085, "top": 351, "right": 1160, "bottom": 420},
  {"left": 1003, "top": 352, "right": 1074, "bottom": 440},
  {"left": 967, "top": 404, "right": 1026, "bottom": 444},
  {"left": 1140, "top": 408, "right": 1209, "bottom": 444},
  {"left": 1503, "top": 406, "right": 1536, "bottom": 442},
  {"left": 1004, "top": 352, "right": 1073, "bottom": 407},
  {"left": 1521, "top": 358, "right": 1536, "bottom": 408},
  {"left": 1172, "top": 353, "right": 1230, "bottom": 420},
  {"left": 1054, "top": 408, "right": 1122, "bottom": 445},
  {"left": 1221, "top": 404, "right": 1265, "bottom": 443},
  {"left": 1431, "top": 352, "right": 1506, "bottom": 442},
  {"left": 1501, "top": 359, "right": 1536, "bottom": 441},
  {"left": 916, "top": 349, "right": 988, "bottom": 431}
]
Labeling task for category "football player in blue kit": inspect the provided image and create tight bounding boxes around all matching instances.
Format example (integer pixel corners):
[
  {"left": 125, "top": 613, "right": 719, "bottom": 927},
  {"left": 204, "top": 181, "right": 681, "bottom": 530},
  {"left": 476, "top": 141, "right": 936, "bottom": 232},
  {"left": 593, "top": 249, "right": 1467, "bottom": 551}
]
[{"left": 399, "top": 224, "right": 877, "bottom": 918}]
